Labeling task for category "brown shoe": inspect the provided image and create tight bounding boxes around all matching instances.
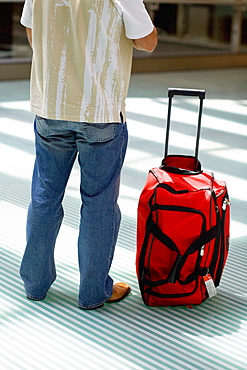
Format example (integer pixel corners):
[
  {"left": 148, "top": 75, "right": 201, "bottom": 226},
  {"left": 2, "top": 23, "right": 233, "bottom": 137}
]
[{"left": 106, "top": 282, "right": 131, "bottom": 303}]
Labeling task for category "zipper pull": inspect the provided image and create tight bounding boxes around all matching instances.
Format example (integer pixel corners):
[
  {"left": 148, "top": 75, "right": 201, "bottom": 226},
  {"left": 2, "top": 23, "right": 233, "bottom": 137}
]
[
  {"left": 200, "top": 245, "right": 205, "bottom": 256},
  {"left": 222, "top": 198, "right": 231, "bottom": 211}
]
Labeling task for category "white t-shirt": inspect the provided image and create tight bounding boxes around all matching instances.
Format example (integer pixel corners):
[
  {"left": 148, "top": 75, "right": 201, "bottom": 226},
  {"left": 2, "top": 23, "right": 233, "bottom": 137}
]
[
  {"left": 21, "top": 0, "right": 153, "bottom": 39},
  {"left": 21, "top": 0, "right": 154, "bottom": 123}
]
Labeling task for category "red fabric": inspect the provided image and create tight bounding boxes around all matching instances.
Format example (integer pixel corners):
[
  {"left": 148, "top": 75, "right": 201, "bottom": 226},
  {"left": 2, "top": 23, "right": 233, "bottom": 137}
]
[{"left": 136, "top": 165, "right": 230, "bottom": 307}]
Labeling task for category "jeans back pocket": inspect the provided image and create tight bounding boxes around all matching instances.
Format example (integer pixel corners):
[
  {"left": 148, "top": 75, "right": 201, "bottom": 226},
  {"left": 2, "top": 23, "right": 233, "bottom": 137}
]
[{"left": 83, "top": 122, "right": 118, "bottom": 143}]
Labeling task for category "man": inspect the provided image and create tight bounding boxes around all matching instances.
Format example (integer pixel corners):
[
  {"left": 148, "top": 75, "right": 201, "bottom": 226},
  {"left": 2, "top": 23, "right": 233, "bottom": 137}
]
[{"left": 20, "top": 0, "right": 157, "bottom": 310}]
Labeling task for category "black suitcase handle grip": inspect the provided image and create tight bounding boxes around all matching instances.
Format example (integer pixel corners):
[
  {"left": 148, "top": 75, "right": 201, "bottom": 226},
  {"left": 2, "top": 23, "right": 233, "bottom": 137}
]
[{"left": 168, "top": 88, "right": 206, "bottom": 99}]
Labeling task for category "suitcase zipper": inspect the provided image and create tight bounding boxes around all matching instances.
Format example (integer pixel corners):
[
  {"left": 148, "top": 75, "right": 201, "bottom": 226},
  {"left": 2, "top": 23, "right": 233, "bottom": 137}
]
[
  {"left": 200, "top": 245, "right": 205, "bottom": 256},
  {"left": 222, "top": 197, "right": 231, "bottom": 211}
]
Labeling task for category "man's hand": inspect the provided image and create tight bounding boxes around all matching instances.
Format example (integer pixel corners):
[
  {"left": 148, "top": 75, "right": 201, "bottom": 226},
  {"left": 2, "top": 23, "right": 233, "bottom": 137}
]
[{"left": 133, "top": 27, "right": 157, "bottom": 53}]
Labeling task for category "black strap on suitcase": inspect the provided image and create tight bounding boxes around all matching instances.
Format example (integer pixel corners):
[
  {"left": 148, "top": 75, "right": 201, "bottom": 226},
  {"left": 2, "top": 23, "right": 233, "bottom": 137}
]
[{"left": 162, "top": 88, "right": 206, "bottom": 175}]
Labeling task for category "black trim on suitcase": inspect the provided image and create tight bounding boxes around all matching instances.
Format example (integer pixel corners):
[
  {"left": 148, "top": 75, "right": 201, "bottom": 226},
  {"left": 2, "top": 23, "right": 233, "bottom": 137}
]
[
  {"left": 155, "top": 183, "right": 190, "bottom": 194},
  {"left": 146, "top": 220, "right": 220, "bottom": 284},
  {"left": 214, "top": 192, "right": 230, "bottom": 287}
]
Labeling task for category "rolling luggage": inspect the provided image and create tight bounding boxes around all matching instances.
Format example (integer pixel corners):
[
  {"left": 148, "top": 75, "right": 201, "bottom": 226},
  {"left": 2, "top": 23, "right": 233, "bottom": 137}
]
[{"left": 136, "top": 88, "right": 230, "bottom": 307}]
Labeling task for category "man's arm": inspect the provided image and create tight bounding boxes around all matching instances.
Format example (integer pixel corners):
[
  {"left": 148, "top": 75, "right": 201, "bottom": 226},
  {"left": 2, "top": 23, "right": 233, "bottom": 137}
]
[
  {"left": 133, "top": 27, "right": 157, "bottom": 53},
  {"left": 26, "top": 27, "right": 32, "bottom": 48}
]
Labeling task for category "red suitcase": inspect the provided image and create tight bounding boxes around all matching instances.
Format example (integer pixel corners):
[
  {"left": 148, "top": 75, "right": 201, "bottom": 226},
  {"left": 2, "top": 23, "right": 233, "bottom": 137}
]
[{"left": 136, "top": 88, "right": 230, "bottom": 307}]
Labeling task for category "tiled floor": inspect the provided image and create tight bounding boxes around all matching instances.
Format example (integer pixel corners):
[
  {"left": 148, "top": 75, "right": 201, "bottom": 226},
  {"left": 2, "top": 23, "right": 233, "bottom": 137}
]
[{"left": 0, "top": 68, "right": 247, "bottom": 369}]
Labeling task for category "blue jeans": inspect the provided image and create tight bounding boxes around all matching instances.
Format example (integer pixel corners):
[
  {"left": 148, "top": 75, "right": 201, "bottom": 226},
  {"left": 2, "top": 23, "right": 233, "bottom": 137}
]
[{"left": 20, "top": 115, "right": 128, "bottom": 309}]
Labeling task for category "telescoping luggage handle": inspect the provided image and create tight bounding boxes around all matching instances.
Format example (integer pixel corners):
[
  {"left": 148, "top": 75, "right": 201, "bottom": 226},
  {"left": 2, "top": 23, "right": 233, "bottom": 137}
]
[{"left": 164, "top": 88, "right": 206, "bottom": 171}]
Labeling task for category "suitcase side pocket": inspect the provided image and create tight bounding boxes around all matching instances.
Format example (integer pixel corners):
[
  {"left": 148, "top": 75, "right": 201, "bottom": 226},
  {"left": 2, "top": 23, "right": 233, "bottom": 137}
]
[{"left": 212, "top": 190, "right": 230, "bottom": 286}]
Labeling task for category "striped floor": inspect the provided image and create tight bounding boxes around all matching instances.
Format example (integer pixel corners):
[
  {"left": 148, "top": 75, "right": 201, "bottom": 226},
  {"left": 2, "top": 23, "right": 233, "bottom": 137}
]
[{"left": 1, "top": 69, "right": 247, "bottom": 370}]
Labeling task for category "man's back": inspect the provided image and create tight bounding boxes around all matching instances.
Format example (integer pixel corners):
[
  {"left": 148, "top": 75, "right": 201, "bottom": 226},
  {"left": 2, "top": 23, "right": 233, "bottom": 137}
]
[{"left": 30, "top": 0, "right": 133, "bottom": 123}]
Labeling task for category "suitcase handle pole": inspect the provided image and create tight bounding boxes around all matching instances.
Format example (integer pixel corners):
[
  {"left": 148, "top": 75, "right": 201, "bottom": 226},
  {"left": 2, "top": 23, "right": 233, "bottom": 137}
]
[{"left": 164, "top": 88, "right": 206, "bottom": 167}]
